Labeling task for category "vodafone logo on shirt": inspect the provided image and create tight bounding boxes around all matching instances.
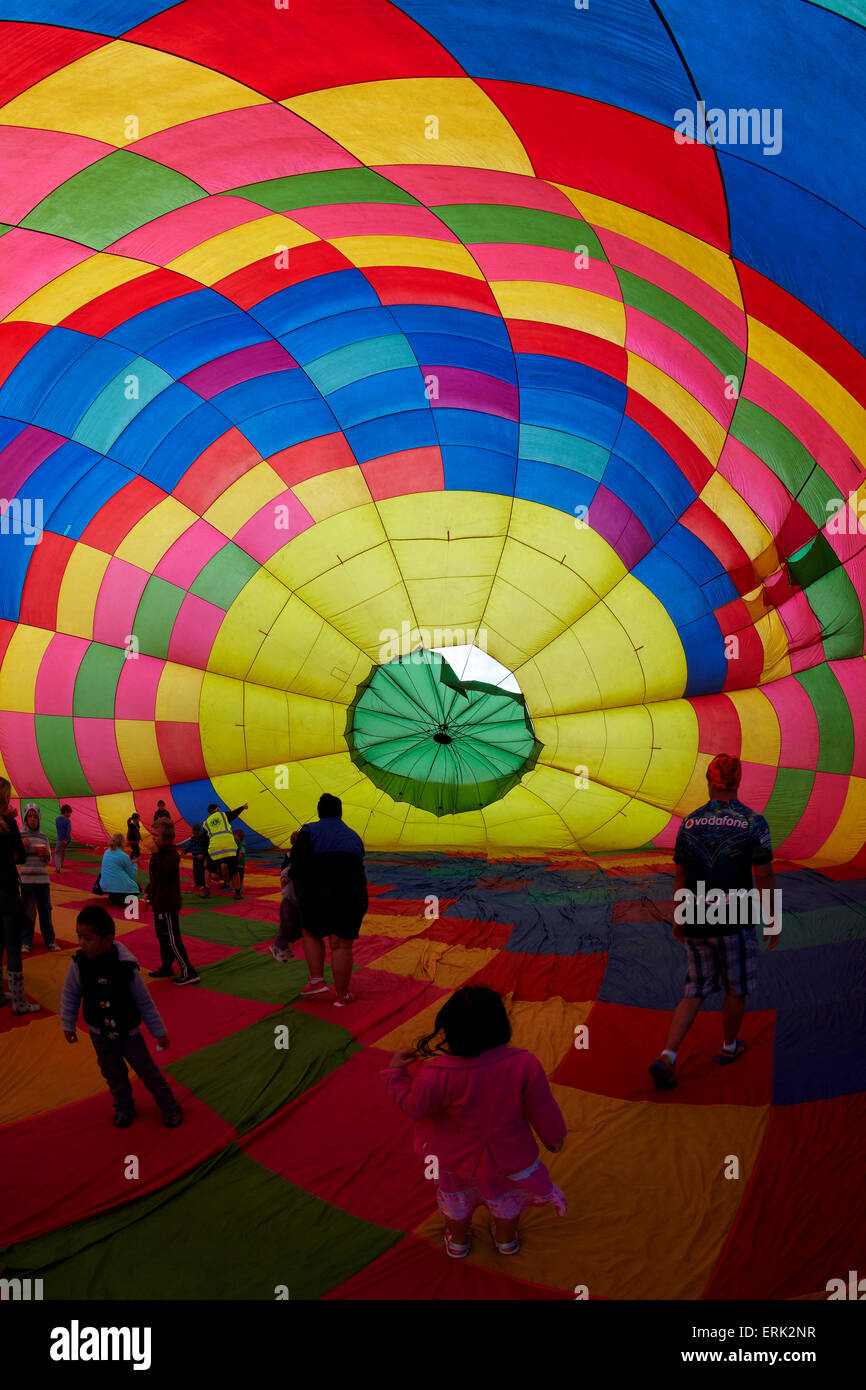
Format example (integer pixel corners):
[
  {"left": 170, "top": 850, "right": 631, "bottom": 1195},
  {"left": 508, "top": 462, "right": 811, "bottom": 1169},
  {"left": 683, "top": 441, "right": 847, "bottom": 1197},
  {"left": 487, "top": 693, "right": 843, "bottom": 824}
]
[{"left": 684, "top": 815, "right": 748, "bottom": 830}]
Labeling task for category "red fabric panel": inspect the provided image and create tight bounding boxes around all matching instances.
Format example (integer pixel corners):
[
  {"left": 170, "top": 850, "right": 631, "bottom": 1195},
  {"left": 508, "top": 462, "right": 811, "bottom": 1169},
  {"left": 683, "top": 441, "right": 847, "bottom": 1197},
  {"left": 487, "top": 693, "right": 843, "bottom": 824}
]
[
  {"left": 17, "top": 532, "right": 76, "bottom": 629},
  {"left": 465, "top": 949, "right": 607, "bottom": 1002},
  {"left": 215, "top": 243, "right": 352, "bottom": 310},
  {"left": 323, "top": 1232, "right": 570, "bottom": 1299},
  {"left": 736, "top": 261, "right": 866, "bottom": 412},
  {"left": 423, "top": 915, "right": 514, "bottom": 950},
  {"left": 703, "top": 1093, "right": 866, "bottom": 1298},
  {"left": 80, "top": 476, "right": 165, "bottom": 551},
  {"left": 507, "top": 319, "right": 628, "bottom": 380},
  {"left": 0, "top": 1087, "right": 234, "bottom": 1246},
  {"left": 0, "top": 322, "right": 49, "bottom": 385},
  {"left": 129, "top": 0, "right": 464, "bottom": 101},
  {"left": 293, "top": 965, "right": 447, "bottom": 1047},
  {"left": 366, "top": 265, "right": 500, "bottom": 313},
  {"left": 172, "top": 427, "right": 261, "bottom": 512},
  {"left": 776, "top": 772, "right": 849, "bottom": 861},
  {"left": 480, "top": 82, "right": 729, "bottom": 250},
  {"left": 626, "top": 388, "right": 715, "bottom": 491},
  {"left": 156, "top": 721, "right": 207, "bottom": 783},
  {"left": 268, "top": 431, "right": 358, "bottom": 487},
  {"left": 362, "top": 447, "right": 444, "bottom": 499},
  {"left": 680, "top": 497, "right": 753, "bottom": 594},
  {"left": 106, "top": 925, "right": 243, "bottom": 978},
  {"left": 692, "top": 692, "right": 743, "bottom": 758},
  {"left": 0, "top": 617, "right": 16, "bottom": 667},
  {"left": 0, "top": 22, "right": 107, "bottom": 105},
  {"left": 62, "top": 268, "right": 199, "bottom": 336},
  {"left": 550, "top": 1000, "right": 775, "bottom": 1107}
]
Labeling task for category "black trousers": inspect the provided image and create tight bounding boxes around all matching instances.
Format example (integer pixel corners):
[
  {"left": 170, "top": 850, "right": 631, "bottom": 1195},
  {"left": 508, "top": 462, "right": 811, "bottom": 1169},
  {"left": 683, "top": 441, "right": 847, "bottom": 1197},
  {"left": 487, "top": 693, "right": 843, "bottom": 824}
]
[
  {"left": 154, "top": 910, "right": 195, "bottom": 976},
  {"left": 91, "top": 1031, "right": 178, "bottom": 1118}
]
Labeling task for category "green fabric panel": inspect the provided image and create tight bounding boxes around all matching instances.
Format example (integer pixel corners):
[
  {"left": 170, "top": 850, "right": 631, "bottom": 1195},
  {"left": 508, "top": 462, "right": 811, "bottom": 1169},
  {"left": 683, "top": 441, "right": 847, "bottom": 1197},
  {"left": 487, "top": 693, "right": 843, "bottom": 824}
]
[
  {"left": 33, "top": 715, "right": 92, "bottom": 798},
  {"left": 196, "top": 948, "right": 316, "bottom": 1002},
  {"left": 131, "top": 576, "right": 186, "bottom": 660},
  {"left": 227, "top": 166, "right": 419, "bottom": 210},
  {"left": 178, "top": 910, "right": 276, "bottom": 947},
  {"left": 761, "top": 767, "right": 815, "bottom": 848},
  {"left": 189, "top": 542, "right": 258, "bottom": 609},
  {"left": 72, "top": 357, "right": 174, "bottom": 454},
  {"left": 794, "top": 665, "right": 855, "bottom": 773},
  {"left": 72, "top": 643, "right": 126, "bottom": 717},
  {"left": 729, "top": 400, "right": 838, "bottom": 525},
  {"left": 0, "top": 1148, "right": 400, "bottom": 1300},
  {"left": 305, "top": 335, "right": 418, "bottom": 395},
  {"left": 432, "top": 203, "right": 607, "bottom": 260},
  {"left": 616, "top": 268, "right": 745, "bottom": 381},
  {"left": 767, "top": 901, "right": 866, "bottom": 953},
  {"left": 21, "top": 151, "right": 206, "bottom": 251},
  {"left": 518, "top": 423, "right": 609, "bottom": 476},
  {"left": 808, "top": 566, "right": 865, "bottom": 660},
  {"left": 166, "top": 1008, "right": 359, "bottom": 1132},
  {"left": 786, "top": 534, "right": 838, "bottom": 588}
]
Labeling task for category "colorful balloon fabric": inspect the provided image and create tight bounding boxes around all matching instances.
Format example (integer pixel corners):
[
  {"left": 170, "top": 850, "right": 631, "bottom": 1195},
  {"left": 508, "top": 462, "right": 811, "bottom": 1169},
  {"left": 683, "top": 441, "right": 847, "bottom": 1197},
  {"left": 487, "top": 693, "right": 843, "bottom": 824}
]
[{"left": 0, "top": 0, "right": 864, "bottom": 859}]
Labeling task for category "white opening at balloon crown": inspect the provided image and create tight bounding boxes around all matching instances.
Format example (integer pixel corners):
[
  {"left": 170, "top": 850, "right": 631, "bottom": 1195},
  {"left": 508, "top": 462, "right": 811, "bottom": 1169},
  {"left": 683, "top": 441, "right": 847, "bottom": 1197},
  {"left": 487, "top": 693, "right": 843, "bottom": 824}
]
[{"left": 431, "top": 643, "right": 521, "bottom": 693}]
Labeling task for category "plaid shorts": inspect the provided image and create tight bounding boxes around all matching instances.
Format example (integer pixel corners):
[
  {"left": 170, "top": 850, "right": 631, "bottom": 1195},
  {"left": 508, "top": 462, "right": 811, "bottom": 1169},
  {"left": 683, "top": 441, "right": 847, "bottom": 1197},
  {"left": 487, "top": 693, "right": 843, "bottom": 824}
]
[{"left": 684, "top": 928, "right": 759, "bottom": 999}]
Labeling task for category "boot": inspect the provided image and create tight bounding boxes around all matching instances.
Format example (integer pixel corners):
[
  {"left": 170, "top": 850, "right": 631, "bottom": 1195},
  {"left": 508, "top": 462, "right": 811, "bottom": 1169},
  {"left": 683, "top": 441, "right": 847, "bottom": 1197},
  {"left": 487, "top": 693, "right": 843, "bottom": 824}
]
[
  {"left": 0, "top": 970, "right": 11, "bottom": 1005},
  {"left": 8, "top": 970, "right": 40, "bottom": 1014}
]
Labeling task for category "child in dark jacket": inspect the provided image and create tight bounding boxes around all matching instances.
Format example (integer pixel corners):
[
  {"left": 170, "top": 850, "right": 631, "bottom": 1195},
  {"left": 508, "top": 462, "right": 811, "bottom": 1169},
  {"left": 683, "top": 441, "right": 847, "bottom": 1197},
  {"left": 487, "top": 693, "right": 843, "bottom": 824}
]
[
  {"left": 382, "top": 985, "right": 567, "bottom": 1259},
  {"left": 62, "top": 904, "right": 183, "bottom": 1128},
  {"left": 143, "top": 821, "right": 199, "bottom": 984},
  {"left": 179, "top": 824, "right": 209, "bottom": 897}
]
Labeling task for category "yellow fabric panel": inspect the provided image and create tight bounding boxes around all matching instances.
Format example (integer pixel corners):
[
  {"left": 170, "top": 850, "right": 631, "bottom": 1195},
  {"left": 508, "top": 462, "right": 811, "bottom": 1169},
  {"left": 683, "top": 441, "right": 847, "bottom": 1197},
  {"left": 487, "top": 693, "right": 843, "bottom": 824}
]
[
  {"left": 557, "top": 186, "right": 744, "bottom": 305},
  {"left": 604, "top": 574, "right": 688, "bottom": 701},
  {"left": 0, "top": 1015, "right": 104, "bottom": 1125},
  {"left": 209, "top": 769, "right": 265, "bottom": 819},
  {"left": 643, "top": 700, "right": 700, "bottom": 810},
  {"left": 298, "top": 561, "right": 413, "bottom": 659},
  {"left": 246, "top": 596, "right": 368, "bottom": 702},
  {"left": 291, "top": 466, "right": 372, "bottom": 524},
  {"left": 492, "top": 280, "right": 626, "bottom": 344},
  {"left": 628, "top": 356, "right": 726, "bottom": 465},
  {"left": 727, "top": 687, "right": 781, "bottom": 765},
  {"left": 115, "top": 496, "right": 197, "bottom": 572},
  {"left": 0, "top": 41, "right": 266, "bottom": 141},
  {"left": 242, "top": 684, "right": 290, "bottom": 769},
  {"left": 556, "top": 706, "right": 654, "bottom": 797},
  {"left": 331, "top": 234, "right": 484, "bottom": 279},
  {"left": 56, "top": 543, "right": 110, "bottom": 639},
  {"left": 96, "top": 790, "right": 139, "bottom": 837},
  {"left": 368, "top": 938, "right": 499, "bottom": 990},
  {"left": 0, "top": 625, "right": 52, "bottom": 712},
  {"left": 155, "top": 661, "right": 204, "bottom": 722},
  {"left": 673, "top": 754, "right": 715, "bottom": 817},
  {"left": 747, "top": 318, "right": 866, "bottom": 466},
  {"left": 534, "top": 711, "right": 608, "bottom": 781},
  {"left": 810, "top": 776, "right": 866, "bottom": 866},
  {"left": 114, "top": 720, "right": 167, "bottom": 789},
  {"left": 481, "top": 539, "right": 599, "bottom": 670},
  {"left": 480, "top": 782, "right": 579, "bottom": 852},
  {"left": 203, "top": 461, "right": 284, "bottom": 536},
  {"left": 4, "top": 255, "right": 151, "bottom": 325},
  {"left": 567, "top": 602, "right": 654, "bottom": 708},
  {"left": 198, "top": 673, "right": 246, "bottom": 776},
  {"left": 755, "top": 608, "right": 793, "bottom": 684},
  {"left": 700, "top": 471, "right": 775, "bottom": 565},
  {"left": 209, "top": 569, "right": 289, "bottom": 680},
  {"left": 519, "top": 627, "right": 602, "bottom": 718},
  {"left": 284, "top": 78, "right": 533, "bottom": 173},
  {"left": 413, "top": 1085, "right": 769, "bottom": 1298},
  {"left": 267, "top": 502, "right": 384, "bottom": 590},
  {"left": 168, "top": 215, "right": 318, "bottom": 285},
  {"left": 380, "top": 490, "right": 512, "bottom": 543},
  {"left": 574, "top": 790, "right": 669, "bottom": 852},
  {"left": 398, "top": 579, "right": 497, "bottom": 646},
  {"left": 361, "top": 912, "right": 430, "bottom": 941},
  {"left": 378, "top": 997, "right": 593, "bottom": 1075}
]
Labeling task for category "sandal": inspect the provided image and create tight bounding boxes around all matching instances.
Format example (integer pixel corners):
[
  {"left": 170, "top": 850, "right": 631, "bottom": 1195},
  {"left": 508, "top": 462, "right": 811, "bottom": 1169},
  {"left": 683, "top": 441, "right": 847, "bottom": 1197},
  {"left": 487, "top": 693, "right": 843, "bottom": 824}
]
[
  {"left": 490, "top": 1223, "right": 520, "bottom": 1255},
  {"left": 444, "top": 1231, "right": 471, "bottom": 1259},
  {"left": 716, "top": 1039, "right": 748, "bottom": 1065}
]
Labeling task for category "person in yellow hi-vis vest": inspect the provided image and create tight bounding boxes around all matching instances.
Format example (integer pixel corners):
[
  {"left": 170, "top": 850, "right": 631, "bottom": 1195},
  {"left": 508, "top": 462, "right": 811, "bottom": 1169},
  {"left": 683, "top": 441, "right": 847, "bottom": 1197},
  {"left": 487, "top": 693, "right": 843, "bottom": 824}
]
[{"left": 203, "top": 803, "right": 248, "bottom": 900}]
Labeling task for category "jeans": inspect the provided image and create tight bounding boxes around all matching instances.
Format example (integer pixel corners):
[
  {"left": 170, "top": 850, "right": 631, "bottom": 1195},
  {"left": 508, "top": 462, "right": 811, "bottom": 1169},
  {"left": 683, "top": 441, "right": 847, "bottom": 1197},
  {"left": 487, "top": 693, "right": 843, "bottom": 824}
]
[
  {"left": 21, "top": 882, "right": 55, "bottom": 948},
  {"left": 90, "top": 1031, "right": 179, "bottom": 1118}
]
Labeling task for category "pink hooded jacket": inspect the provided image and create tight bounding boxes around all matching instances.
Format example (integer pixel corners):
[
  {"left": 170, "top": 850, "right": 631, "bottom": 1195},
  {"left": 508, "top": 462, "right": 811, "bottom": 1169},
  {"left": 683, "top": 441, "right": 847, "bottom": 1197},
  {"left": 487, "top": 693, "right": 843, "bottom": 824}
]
[{"left": 382, "top": 1044, "right": 567, "bottom": 1179}]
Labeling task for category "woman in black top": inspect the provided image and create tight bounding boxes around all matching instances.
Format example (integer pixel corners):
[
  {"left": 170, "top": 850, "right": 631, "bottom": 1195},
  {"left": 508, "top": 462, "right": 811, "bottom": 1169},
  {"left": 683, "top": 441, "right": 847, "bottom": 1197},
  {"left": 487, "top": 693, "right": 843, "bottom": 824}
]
[{"left": 0, "top": 776, "right": 40, "bottom": 1013}]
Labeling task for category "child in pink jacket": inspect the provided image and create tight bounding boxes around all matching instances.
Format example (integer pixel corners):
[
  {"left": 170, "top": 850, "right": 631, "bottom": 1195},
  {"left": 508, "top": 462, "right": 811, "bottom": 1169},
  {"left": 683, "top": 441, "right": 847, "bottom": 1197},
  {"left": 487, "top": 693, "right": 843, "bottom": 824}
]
[{"left": 382, "top": 984, "right": 567, "bottom": 1259}]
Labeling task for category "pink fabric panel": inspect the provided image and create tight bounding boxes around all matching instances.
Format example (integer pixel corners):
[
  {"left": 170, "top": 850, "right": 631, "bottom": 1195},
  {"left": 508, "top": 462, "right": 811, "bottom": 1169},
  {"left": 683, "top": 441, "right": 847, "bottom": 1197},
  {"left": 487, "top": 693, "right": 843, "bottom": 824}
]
[
  {"left": 91, "top": 558, "right": 150, "bottom": 647},
  {"left": 73, "top": 717, "right": 128, "bottom": 793},
  {"left": 743, "top": 359, "right": 862, "bottom": 497},
  {"left": 472, "top": 243, "right": 619, "bottom": 298},
  {"left": 61, "top": 797, "right": 104, "bottom": 848},
  {"left": 420, "top": 365, "right": 518, "bottom": 419},
  {"left": 153, "top": 518, "right": 227, "bottom": 589},
  {"left": 114, "top": 653, "right": 163, "bottom": 720},
  {"left": 0, "top": 230, "right": 89, "bottom": 319},
  {"left": 760, "top": 676, "right": 820, "bottom": 769},
  {"left": 776, "top": 771, "right": 849, "bottom": 860},
  {"left": 0, "top": 427, "right": 64, "bottom": 499},
  {"left": 717, "top": 436, "right": 803, "bottom": 539},
  {"left": 830, "top": 659, "right": 866, "bottom": 776},
  {"left": 34, "top": 634, "right": 89, "bottom": 716},
  {"left": 166, "top": 593, "right": 224, "bottom": 667},
  {"left": 0, "top": 127, "right": 112, "bottom": 224},
  {"left": 375, "top": 164, "right": 577, "bottom": 216},
  {"left": 599, "top": 228, "right": 747, "bottom": 351},
  {"left": 625, "top": 307, "right": 735, "bottom": 428},
  {"left": 232, "top": 489, "right": 314, "bottom": 563},
  {"left": 130, "top": 104, "right": 359, "bottom": 192},
  {"left": 0, "top": 712, "right": 53, "bottom": 796},
  {"left": 108, "top": 194, "right": 265, "bottom": 261},
  {"left": 181, "top": 341, "right": 297, "bottom": 398},
  {"left": 290, "top": 203, "right": 460, "bottom": 240},
  {"left": 737, "top": 761, "right": 779, "bottom": 814},
  {"left": 776, "top": 591, "right": 825, "bottom": 674}
]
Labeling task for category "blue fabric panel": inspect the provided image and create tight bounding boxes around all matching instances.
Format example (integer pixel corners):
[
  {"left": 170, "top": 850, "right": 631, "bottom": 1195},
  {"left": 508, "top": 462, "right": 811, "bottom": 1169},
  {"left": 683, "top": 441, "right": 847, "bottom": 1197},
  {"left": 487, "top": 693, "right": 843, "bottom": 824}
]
[
  {"left": 515, "top": 458, "right": 599, "bottom": 515},
  {"left": 31, "top": 339, "right": 133, "bottom": 437},
  {"left": 147, "top": 316, "right": 266, "bottom": 379},
  {"left": 516, "top": 353, "right": 627, "bottom": 411},
  {"left": 520, "top": 387, "right": 622, "bottom": 449},
  {"left": 613, "top": 417, "right": 696, "bottom": 515},
  {"left": 598, "top": 920, "right": 691, "bottom": 1010},
  {"left": 0, "top": 329, "right": 89, "bottom": 419},
  {"left": 109, "top": 384, "right": 201, "bottom": 472},
  {"left": 281, "top": 307, "right": 402, "bottom": 363},
  {"left": 344, "top": 409, "right": 437, "bottom": 463},
  {"left": 406, "top": 332, "right": 516, "bottom": 381},
  {"left": 680, "top": 613, "right": 729, "bottom": 696},
  {"left": 109, "top": 290, "right": 229, "bottom": 355},
  {"left": 0, "top": 1, "right": 173, "bottom": 33},
  {"left": 252, "top": 271, "right": 380, "bottom": 338},
  {"left": 327, "top": 367, "right": 426, "bottom": 429},
  {"left": 602, "top": 456, "right": 676, "bottom": 542},
  {"left": 772, "top": 998, "right": 866, "bottom": 1104},
  {"left": 632, "top": 548, "right": 710, "bottom": 624},
  {"left": 389, "top": 305, "right": 513, "bottom": 349},
  {"left": 658, "top": 524, "right": 736, "bottom": 594},
  {"left": 440, "top": 446, "right": 516, "bottom": 496},
  {"left": 231, "top": 398, "right": 337, "bottom": 458},
  {"left": 211, "top": 370, "right": 312, "bottom": 419},
  {"left": 141, "top": 405, "right": 228, "bottom": 491},
  {"left": 432, "top": 407, "right": 518, "bottom": 453},
  {"left": 44, "top": 456, "right": 135, "bottom": 539}
]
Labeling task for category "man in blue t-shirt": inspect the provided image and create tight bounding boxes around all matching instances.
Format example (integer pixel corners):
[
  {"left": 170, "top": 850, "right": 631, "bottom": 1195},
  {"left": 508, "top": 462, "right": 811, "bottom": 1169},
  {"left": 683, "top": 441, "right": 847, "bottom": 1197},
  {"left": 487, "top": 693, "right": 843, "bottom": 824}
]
[
  {"left": 649, "top": 754, "right": 777, "bottom": 1090},
  {"left": 292, "top": 793, "right": 367, "bottom": 1008}
]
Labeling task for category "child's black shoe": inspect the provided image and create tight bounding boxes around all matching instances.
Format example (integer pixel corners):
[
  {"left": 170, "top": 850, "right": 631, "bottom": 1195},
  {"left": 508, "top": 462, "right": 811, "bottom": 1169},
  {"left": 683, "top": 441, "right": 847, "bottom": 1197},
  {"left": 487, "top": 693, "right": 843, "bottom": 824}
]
[
  {"left": 113, "top": 1112, "right": 136, "bottom": 1128},
  {"left": 163, "top": 1108, "right": 183, "bottom": 1128}
]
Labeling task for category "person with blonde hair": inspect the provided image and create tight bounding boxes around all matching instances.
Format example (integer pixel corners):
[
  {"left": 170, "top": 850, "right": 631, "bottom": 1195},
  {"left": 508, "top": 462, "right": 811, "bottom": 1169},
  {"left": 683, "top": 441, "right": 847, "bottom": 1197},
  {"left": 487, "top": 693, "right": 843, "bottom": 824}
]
[
  {"left": 99, "top": 832, "right": 141, "bottom": 907},
  {"left": 0, "top": 777, "right": 40, "bottom": 1013}
]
